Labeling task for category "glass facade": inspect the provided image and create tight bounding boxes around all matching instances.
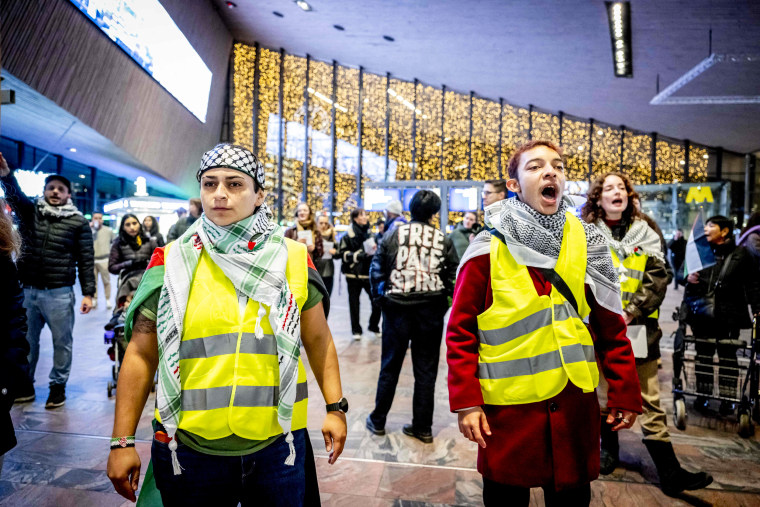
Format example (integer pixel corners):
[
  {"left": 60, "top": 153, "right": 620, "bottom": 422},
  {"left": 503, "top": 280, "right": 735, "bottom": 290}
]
[{"left": 231, "top": 43, "right": 716, "bottom": 225}]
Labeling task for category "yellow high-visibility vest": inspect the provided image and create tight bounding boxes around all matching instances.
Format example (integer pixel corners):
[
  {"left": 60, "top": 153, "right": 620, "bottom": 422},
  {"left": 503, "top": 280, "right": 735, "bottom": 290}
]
[
  {"left": 477, "top": 213, "right": 599, "bottom": 405},
  {"left": 155, "top": 238, "right": 309, "bottom": 440},
  {"left": 610, "top": 249, "right": 659, "bottom": 319}
]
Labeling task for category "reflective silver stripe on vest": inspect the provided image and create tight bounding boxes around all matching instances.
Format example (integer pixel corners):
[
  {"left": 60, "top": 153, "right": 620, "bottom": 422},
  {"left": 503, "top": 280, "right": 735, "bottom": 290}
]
[
  {"left": 182, "top": 382, "right": 308, "bottom": 411},
  {"left": 478, "top": 344, "right": 595, "bottom": 380},
  {"left": 478, "top": 302, "right": 578, "bottom": 347},
  {"left": 180, "top": 333, "right": 277, "bottom": 360},
  {"left": 621, "top": 291, "right": 636, "bottom": 303},
  {"left": 626, "top": 268, "right": 644, "bottom": 282}
]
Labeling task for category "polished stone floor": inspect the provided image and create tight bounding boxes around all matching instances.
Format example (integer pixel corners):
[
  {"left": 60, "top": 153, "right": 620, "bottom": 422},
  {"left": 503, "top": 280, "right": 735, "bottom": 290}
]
[{"left": 1, "top": 273, "right": 760, "bottom": 506}]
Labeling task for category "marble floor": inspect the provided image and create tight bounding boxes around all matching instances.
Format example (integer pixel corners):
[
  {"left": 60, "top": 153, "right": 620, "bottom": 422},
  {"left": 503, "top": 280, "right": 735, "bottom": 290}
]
[{"left": 1, "top": 274, "right": 760, "bottom": 506}]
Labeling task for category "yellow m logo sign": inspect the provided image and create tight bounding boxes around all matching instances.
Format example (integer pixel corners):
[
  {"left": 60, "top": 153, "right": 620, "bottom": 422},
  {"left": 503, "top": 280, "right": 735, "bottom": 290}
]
[{"left": 685, "top": 186, "right": 714, "bottom": 204}]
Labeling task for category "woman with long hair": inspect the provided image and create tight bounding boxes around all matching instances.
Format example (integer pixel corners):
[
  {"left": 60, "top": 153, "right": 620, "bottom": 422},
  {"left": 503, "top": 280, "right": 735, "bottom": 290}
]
[
  {"left": 0, "top": 198, "right": 31, "bottom": 473},
  {"left": 316, "top": 213, "right": 337, "bottom": 296},
  {"left": 582, "top": 171, "right": 711, "bottom": 496},
  {"left": 284, "top": 202, "right": 323, "bottom": 263},
  {"left": 142, "top": 215, "right": 165, "bottom": 247},
  {"left": 108, "top": 214, "right": 157, "bottom": 307}
]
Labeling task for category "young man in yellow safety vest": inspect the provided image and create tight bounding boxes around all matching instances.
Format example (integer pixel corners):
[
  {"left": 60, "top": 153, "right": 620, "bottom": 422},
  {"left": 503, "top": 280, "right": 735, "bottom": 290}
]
[
  {"left": 106, "top": 143, "right": 347, "bottom": 506},
  {"left": 447, "top": 140, "right": 642, "bottom": 506},
  {"left": 583, "top": 171, "right": 712, "bottom": 496}
]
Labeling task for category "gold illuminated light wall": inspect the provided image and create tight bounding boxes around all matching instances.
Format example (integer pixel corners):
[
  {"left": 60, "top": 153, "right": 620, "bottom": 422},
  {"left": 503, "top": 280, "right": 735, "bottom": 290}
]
[{"left": 231, "top": 42, "right": 712, "bottom": 223}]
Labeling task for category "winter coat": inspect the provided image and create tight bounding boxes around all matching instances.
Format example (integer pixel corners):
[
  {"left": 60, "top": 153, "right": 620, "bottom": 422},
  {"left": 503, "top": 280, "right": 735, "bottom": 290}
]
[
  {"left": 448, "top": 223, "right": 478, "bottom": 259},
  {"left": 339, "top": 221, "right": 374, "bottom": 279},
  {"left": 668, "top": 237, "right": 687, "bottom": 273},
  {"left": 0, "top": 172, "right": 95, "bottom": 296},
  {"left": 315, "top": 230, "right": 336, "bottom": 279},
  {"left": 446, "top": 253, "right": 641, "bottom": 490},
  {"left": 0, "top": 256, "right": 31, "bottom": 456},
  {"left": 284, "top": 225, "right": 324, "bottom": 265},
  {"left": 369, "top": 221, "right": 459, "bottom": 306},
  {"left": 678, "top": 238, "right": 760, "bottom": 330},
  {"left": 167, "top": 215, "right": 197, "bottom": 242},
  {"left": 604, "top": 220, "right": 670, "bottom": 362},
  {"left": 108, "top": 235, "right": 158, "bottom": 278}
]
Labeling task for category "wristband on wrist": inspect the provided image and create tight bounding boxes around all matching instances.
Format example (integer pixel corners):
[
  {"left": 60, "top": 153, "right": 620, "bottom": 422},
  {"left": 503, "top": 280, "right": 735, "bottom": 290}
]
[{"left": 110, "top": 436, "right": 136, "bottom": 449}]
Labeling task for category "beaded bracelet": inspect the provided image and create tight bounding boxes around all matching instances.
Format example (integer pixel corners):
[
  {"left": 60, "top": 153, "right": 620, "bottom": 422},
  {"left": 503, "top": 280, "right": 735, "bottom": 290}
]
[{"left": 110, "top": 436, "right": 136, "bottom": 449}]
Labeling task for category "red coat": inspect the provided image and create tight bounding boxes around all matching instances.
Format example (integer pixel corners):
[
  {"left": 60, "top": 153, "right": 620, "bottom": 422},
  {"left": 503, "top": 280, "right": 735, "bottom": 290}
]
[{"left": 446, "top": 253, "right": 642, "bottom": 491}]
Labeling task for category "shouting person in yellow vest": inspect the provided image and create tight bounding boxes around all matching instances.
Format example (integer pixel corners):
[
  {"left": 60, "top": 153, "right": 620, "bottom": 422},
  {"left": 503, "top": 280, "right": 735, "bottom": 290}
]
[
  {"left": 582, "top": 172, "right": 712, "bottom": 496},
  {"left": 106, "top": 143, "right": 347, "bottom": 506},
  {"left": 447, "top": 140, "right": 642, "bottom": 506}
]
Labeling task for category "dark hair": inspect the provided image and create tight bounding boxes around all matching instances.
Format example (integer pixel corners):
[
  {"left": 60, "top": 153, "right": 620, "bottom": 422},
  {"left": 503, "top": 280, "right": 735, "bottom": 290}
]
[
  {"left": 707, "top": 215, "right": 734, "bottom": 235},
  {"left": 506, "top": 140, "right": 563, "bottom": 180},
  {"left": 44, "top": 174, "right": 71, "bottom": 193},
  {"left": 484, "top": 179, "right": 507, "bottom": 195},
  {"left": 581, "top": 171, "right": 640, "bottom": 224},
  {"left": 118, "top": 213, "right": 146, "bottom": 247},
  {"left": 0, "top": 199, "right": 21, "bottom": 258},
  {"left": 742, "top": 212, "right": 760, "bottom": 235},
  {"left": 189, "top": 198, "right": 202, "bottom": 213},
  {"left": 464, "top": 211, "right": 478, "bottom": 219},
  {"left": 350, "top": 208, "right": 366, "bottom": 222},
  {"left": 143, "top": 215, "right": 160, "bottom": 236},
  {"left": 410, "top": 190, "right": 441, "bottom": 223}
]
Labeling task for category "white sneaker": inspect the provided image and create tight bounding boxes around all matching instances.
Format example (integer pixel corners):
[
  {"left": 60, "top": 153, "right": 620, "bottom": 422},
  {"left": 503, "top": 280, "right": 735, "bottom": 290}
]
[
  {"left": 352, "top": 333, "right": 362, "bottom": 341},
  {"left": 106, "top": 301, "right": 113, "bottom": 310}
]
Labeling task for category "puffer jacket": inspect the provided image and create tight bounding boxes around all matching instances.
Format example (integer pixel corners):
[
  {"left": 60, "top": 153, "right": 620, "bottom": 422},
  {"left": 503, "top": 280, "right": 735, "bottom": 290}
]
[
  {"left": 370, "top": 220, "right": 459, "bottom": 306},
  {"left": 1, "top": 172, "right": 95, "bottom": 296},
  {"left": 605, "top": 220, "right": 669, "bottom": 362},
  {"left": 678, "top": 238, "right": 760, "bottom": 330},
  {"left": 339, "top": 221, "right": 374, "bottom": 279},
  {"left": 1, "top": 255, "right": 31, "bottom": 456},
  {"left": 108, "top": 235, "right": 158, "bottom": 278}
]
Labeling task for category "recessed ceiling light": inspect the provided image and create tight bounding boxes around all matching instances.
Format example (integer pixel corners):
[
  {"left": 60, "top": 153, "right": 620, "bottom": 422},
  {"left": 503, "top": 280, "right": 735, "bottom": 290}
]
[
  {"left": 225, "top": 1, "right": 237, "bottom": 8},
  {"left": 383, "top": 35, "right": 395, "bottom": 42},
  {"left": 273, "top": 11, "right": 284, "bottom": 17},
  {"left": 68, "top": 147, "right": 77, "bottom": 152},
  {"left": 333, "top": 24, "right": 344, "bottom": 31},
  {"left": 295, "top": 0, "right": 312, "bottom": 11}
]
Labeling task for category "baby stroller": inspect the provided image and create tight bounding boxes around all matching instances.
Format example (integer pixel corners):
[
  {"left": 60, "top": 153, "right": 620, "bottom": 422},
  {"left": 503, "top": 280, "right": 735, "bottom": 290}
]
[
  {"left": 104, "top": 273, "right": 146, "bottom": 397},
  {"left": 671, "top": 305, "right": 760, "bottom": 438}
]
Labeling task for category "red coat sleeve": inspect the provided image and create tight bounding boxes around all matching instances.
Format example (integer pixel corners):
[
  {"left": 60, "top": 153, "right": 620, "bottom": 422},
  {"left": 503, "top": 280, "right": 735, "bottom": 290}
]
[
  {"left": 446, "top": 255, "right": 490, "bottom": 411},
  {"left": 587, "top": 288, "right": 643, "bottom": 414}
]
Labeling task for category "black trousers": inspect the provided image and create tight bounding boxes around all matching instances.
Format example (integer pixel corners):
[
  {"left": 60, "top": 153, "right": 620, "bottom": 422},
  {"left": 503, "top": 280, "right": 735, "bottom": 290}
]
[
  {"left": 346, "top": 278, "right": 381, "bottom": 334},
  {"left": 693, "top": 325, "right": 741, "bottom": 398},
  {"left": 369, "top": 300, "right": 446, "bottom": 431},
  {"left": 483, "top": 477, "right": 591, "bottom": 507},
  {"left": 322, "top": 275, "right": 334, "bottom": 297}
]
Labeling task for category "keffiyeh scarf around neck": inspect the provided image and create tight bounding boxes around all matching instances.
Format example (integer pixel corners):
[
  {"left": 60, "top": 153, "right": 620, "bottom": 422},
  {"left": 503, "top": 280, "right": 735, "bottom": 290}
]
[
  {"left": 36, "top": 197, "right": 81, "bottom": 219},
  {"left": 595, "top": 218, "right": 664, "bottom": 263},
  {"left": 460, "top": 198, "right": 622, "bottom": 314},
  {"left": 157, "top": 203, "right": 302, "bottom": 474}
]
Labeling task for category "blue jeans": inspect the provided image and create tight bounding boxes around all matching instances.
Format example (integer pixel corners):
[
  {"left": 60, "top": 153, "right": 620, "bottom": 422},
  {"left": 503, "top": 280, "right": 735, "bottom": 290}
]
[
  {"left": 23, "top": 287, "right": 75, "bottom": 386},
  {"left": 152, "top": 429, "right": 306, "bottom": 506}
]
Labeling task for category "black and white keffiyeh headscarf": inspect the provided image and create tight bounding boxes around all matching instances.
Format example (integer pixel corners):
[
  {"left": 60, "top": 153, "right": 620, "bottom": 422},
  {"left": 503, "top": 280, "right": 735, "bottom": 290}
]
[
  {"left": 459, "top": 197, "right": 623, "bottom": 314},
  {"left": 197, "top": 143, "right": 266, "bottom": 189}
]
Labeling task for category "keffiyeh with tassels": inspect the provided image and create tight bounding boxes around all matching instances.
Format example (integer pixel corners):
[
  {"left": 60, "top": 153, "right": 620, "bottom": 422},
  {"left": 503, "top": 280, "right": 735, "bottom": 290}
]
[
  {"left": 156, "top": 203, "right": 302, "bottom": 474},
  {"left": 458, "top": 197, "right": 623, "bottom": 314}
]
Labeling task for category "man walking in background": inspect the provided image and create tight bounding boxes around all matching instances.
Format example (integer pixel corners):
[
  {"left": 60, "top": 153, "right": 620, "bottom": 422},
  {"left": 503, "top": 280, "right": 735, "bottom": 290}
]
[
  {"left": 91, "top": 212, "right": 115, "bottom": 310},
  {"left": 167, "top": 198, "right": 202, "bottom": 241}
]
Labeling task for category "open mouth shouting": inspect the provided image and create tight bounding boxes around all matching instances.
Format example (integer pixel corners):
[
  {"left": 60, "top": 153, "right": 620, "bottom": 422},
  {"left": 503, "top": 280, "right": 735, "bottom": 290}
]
[
  {"left": 611, "top": 197, "right": 624, "bottom": 206},
  {"left": 540, "top": 183, "right": 559, "bottom": 205}
]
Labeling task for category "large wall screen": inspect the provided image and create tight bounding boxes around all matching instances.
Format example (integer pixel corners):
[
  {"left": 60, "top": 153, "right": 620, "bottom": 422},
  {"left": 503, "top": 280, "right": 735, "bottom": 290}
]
[{"left": 69, "top": 0, "right": 212, "bottom": 122}]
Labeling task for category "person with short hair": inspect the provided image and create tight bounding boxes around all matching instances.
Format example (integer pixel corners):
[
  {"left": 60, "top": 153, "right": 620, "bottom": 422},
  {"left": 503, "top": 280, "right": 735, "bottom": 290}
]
[
  {"left": 482, "top": 179, "right": 507, "bottom": 207},
  {"left": 447, "top": 141, "right": 641, "bottom": 506},
  {"left": 339, "top": 208, "right": 382, "bottom": 340},
  {"left": 449, "top": 211, "right": 479, "bottom": 259},
  {"left": 167, "top": 198, "right": 202, "bottom": 241},
  {"left": 92, "top": 212, "right": 116, "bottom": 309},
  {"left": 583, "top": 171, "right": 712, "bottom": 495},
  {"left": 384, "top": 199, "right": 406, "bottom": 235},
  {"left": 106, "top": 143, "right": 346, "bottom": 505},
  {"left": 679, "top": 215, "right": 760, "bottom": 415},
  {"left": 0, "top": 153, "right": 95, "bottom": 408},
  {"left": 367, "top": 190, "right": 459, "bottom": 443}
]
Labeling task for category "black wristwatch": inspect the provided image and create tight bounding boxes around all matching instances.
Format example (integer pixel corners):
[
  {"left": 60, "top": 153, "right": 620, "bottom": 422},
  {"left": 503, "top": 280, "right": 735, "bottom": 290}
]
[{"left": 326, "top": 397, "right": 349, "bottom": 414}]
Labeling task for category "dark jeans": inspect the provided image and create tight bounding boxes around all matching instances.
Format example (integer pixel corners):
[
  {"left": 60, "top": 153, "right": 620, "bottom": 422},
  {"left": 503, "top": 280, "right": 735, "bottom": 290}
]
[
  {"left": 369, "top": 300, "right": 446, "bottom": 431},
  {"left": 346, "top": 278, "right": 381, "bottom": 334},
  {"left": 152, "top": 429, "right": 306, "bottom": 507},
  {"left": 693, "top": 324, "right": 741, "bottom": 398},
  {"left": 483, "top": 477, "right": 591, "bottom": 507}
]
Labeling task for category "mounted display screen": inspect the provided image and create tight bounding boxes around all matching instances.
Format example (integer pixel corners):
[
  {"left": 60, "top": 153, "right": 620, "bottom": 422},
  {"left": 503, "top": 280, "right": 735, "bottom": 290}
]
[
  {"left": 364, "top": 188, "right": 402, "bottom": 211},
  {"left": 69, "top": 0, "right": 212, "bottom": 122}
]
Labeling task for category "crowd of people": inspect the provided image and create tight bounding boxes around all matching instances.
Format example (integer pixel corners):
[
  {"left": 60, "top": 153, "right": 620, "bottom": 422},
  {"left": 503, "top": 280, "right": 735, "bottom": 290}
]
[{"left": 1, "top": 138, "right": 758, "bottom": 505}]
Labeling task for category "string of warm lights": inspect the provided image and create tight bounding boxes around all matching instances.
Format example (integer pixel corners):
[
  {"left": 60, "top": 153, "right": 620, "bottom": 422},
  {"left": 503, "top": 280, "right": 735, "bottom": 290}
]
[{"left": 232, "top": 44, "right": 710, "bottom": 225}]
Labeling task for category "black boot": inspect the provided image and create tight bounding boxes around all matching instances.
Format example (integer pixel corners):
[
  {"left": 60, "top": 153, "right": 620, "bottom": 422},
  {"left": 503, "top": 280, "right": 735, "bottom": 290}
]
[
  {"left": 643, "top": 440, "right": 713, "bottom": 496},
  {"left": 600, "top": 417, "right": 619, "bottom": 475}
]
